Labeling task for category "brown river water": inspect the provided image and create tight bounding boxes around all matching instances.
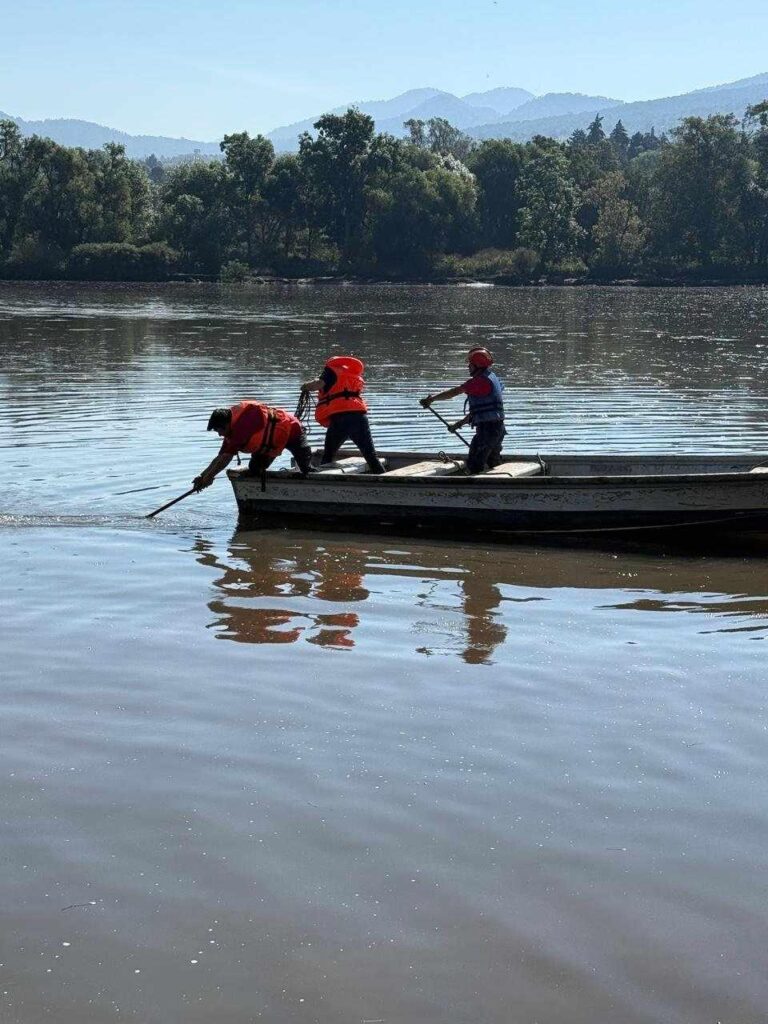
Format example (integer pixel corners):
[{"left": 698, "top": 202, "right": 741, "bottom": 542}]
[{"left": 1, "top": 282, "right": 768, "bottom": 1024}]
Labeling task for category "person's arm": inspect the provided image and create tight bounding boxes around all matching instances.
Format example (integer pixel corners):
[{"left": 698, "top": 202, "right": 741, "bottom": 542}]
[
  {"left": 449, "top": 414, "right": 471, "bottom": 431},
  {"left": 301, "top": 378, "right": 322, "bottom": 392},
  {"left": 193, "top": 449, "right": 234, "bottom": 490},
  {"left": 420, "top": 384, "right": 464, "bottom": 407}
]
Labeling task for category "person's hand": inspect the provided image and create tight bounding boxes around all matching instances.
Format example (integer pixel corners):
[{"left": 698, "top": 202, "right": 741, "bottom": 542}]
[
  {"left": 419, "top": 395, "right": 433, "bottom": 408},
  {"left": 193, "top": 474, "right": 212, "bottom": 491},
  {"left": 448, "top": 421, "right": 462, "bottom": 433}
]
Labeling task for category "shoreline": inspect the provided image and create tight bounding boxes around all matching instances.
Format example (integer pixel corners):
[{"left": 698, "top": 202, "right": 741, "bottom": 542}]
[{"left": 1, "top": 273, "right": 768, "bottom": 290}]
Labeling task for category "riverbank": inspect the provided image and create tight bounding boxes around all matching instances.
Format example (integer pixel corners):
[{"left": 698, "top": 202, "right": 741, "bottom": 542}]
[{"left": 3, "top": 271, "right": 768, "bottom": 289}]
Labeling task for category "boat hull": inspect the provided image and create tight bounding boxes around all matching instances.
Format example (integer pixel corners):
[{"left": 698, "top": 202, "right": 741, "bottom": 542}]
[{"left": 229, "top": 452, "right": 768, "bottom": 537}]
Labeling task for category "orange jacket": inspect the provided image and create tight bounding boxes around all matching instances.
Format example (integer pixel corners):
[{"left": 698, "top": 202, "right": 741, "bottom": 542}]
[
  {"left": 315, "top": 356, "right": 368, "bottom": 427},
  {"left": 228, "top": 401, "right": 295, "bottom": 458}
]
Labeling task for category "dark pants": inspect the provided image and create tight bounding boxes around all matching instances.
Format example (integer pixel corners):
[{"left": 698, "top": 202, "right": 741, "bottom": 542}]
[
  {"left": 322, "top": 411, "right": 385, "bottom": 474},
  {"left": 248, "top": 428, "right": 313, "bottom": 476},
  {"left": 467, "top": 421, "right": 506, "bottom": 474}
]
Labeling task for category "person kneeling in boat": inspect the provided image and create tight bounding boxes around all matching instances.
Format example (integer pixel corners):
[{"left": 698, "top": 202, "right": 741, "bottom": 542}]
[
  {"left": 193, "top": 401, "right": 313, "bottom": 491},
  {"left": 420, "top": 347, "right": 505, "bottom": 474},
  {"left": 302, "top": 355, "right": 386, "bottom": 474}
]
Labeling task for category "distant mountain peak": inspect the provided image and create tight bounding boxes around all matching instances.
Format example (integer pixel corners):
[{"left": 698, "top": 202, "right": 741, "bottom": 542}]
[{"left": 5, "top": 71, "right": 768, "bottom": 159}]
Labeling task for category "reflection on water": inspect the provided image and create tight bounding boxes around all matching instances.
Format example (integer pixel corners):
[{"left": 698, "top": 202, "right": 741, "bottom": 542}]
[
  {"left": 196, "top": 534, "right": 368, "bottom": 649},
  {"left": 197, "top": 530, "right": 516, "bottom": 663},
  {"left": 192, "top": 528, "right": 768, "bottom": 665}
]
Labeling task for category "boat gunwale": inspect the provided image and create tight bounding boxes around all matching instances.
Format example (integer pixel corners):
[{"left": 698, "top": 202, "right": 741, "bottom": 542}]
[{"left": 229, "top": 453, "right": 768, "bottom": 489}]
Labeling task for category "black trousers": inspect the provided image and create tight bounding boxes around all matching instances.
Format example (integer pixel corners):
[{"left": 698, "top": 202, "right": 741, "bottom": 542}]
[
  {"left": 467, "top": 421, "right": 506, "bottom": 474},
  {"left": 321, "top": 412, "right": 385, "bottom": 473},
  {"left": 248, "top": 429, "right": 313, "bottom": 476}
]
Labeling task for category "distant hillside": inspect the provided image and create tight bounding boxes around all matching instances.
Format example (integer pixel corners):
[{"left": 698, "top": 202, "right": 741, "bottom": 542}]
[
  {"left": 4, "top": 70, "right": 768, "bottom": 161},
  {"left": 266, "top": 86, "right": 619, "bottom": 150},
  {"left": 376, "top": 93, "right": 501, "bottom": 135},
  {"left": 0, "top": 112, "right": 220, "bottom": 159},
  {"left": 504, "top": 92, "right": 623, "bottom": 122},
  {"left": 461, "top": 87, "right": 534, "bottom": 113},
  {"left": 265, "top": 88, "right": 448, "bottom": 151},
  {"left": 470, "top": 72, "right": 768, "bottom": 142}
]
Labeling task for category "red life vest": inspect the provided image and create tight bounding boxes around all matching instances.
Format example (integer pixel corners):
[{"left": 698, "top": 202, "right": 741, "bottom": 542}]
[
  {"left": 315, "top": 356, "right": 368, "bottom": 427},
  {"left": 229, "top": 401, "right": 295, "bottom": 458}
]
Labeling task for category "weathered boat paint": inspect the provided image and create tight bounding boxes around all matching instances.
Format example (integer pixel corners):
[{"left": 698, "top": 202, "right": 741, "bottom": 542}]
[{"left": 228, "top": 451, "right": 768, "bottom": 536}]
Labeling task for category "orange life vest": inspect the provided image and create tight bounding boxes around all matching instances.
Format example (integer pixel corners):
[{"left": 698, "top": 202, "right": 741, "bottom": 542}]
[
  {"left": 315, "top": 356, "right": 368, "bottom": 427},
  {"left": 229, "top": 401, "right": 294, "bottom": 458}
]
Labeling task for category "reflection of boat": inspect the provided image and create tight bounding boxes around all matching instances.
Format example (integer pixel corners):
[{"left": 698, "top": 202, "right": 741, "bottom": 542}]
[
  {"left": 194, "top": 529, "right": 768, "bottom": 657},
  {"left": 228, "top": 450, "right": 768, "bottom": 536}
]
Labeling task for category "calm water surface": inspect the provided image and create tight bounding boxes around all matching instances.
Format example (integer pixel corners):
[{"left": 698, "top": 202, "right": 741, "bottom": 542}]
[{"left": 1, "top": 283, "right": 768, "bottom": 1024}]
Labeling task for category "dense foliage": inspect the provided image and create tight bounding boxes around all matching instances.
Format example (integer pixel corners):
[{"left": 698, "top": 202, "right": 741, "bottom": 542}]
[{"left": 2, "top": 104, "right": 768, "bottom": 282}]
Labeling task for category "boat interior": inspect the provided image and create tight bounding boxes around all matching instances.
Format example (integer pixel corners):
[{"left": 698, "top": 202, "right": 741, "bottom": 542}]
[{"left": 250, "top": 450, "right": 768, "bottom": 481}]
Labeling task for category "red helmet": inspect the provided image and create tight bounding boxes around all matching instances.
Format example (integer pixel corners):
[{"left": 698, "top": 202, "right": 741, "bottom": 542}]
[{"left": 468, "top": 347, "right": 494, "bottom": 370}]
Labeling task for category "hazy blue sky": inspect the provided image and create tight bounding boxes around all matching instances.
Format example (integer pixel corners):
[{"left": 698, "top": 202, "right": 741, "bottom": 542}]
[{"left": 2, "top": 0, "right": 767, "bottom": 139}]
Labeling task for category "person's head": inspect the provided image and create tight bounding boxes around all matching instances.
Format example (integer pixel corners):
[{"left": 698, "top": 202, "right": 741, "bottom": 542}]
[
  {"left": 207, "top": 408, "right": 232, "bottom": 437},
  {"left": 467, "top": 347, "right": 494, "bottom": 374}
]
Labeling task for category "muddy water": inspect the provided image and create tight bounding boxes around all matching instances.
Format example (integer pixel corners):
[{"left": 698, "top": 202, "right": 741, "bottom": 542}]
[{"left": 1, "top": 283, "right": 768, "bottom": 1024}]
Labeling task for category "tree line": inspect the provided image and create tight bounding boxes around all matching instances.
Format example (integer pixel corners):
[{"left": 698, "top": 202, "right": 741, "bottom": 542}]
[{"left": 1, "top": 102, "right": 768, "bottom": 283}]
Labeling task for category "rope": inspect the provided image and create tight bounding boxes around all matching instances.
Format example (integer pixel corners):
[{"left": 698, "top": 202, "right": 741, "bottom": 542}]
[{"left": 295, "top": 389, "right": 315, "bottom": 440}]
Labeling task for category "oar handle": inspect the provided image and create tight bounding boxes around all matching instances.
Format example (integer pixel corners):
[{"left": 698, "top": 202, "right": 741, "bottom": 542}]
[
  {"left": 146, "top": 487, "right": 197, "bottom": 519},
  {"left": 424, "top": 404, "right": 471, "bottom": 448}
]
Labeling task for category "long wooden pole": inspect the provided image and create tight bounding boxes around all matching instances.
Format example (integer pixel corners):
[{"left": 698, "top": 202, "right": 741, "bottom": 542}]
[
  {"left": 424, "top": 404, "right": 471, "bottom": 448},
  {"left": 146, "top": 487, "right": 197, "bottom": 519}
]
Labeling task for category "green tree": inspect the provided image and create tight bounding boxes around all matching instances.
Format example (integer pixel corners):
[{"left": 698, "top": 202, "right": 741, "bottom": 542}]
[
  {"left": 368, "top": 163, "right": 476, "bottom": 273},
  {"left": 404, "top": 118, "right": 426, "bottom": 148},
  {"left": 469, "top": 139, "right": 526, "bottom": 248},
  {"left": 587, "top": 115, "right": 606, "bottom": 145},
  {"left": 743, "top": 101, "right": 768, "bottom": 265},
  {"left": 220, "top": 131, "right": 275, "bottom": 262},
  {"left": 587, "top": 171, "right": 646, "bottom": 275},
  {"left": 425, "top": 118, "right": 475, "bottom": 161},
  {"left": 298, "top": 108, "right": 378, "bottom": 265},
  {"left": 86, "top": 143, "right": 150, "bottom": 243},
  {"left": 18, "top": 138, "right": 97, "bottom": 251},
  {"left": 517, "top": 141, "right": 580, "bottom": 269},
  {"left": 648, "top": 114, "right": 752, "bottom": 268},
  {"left": 158, "top": 160, "right": 231, "bottom": 273},
  {"left": 609, "top": 120, "right": 630, "bottom": 164},
  {"left": 0, "top": 120, "right": 27, "bottom": 256}
]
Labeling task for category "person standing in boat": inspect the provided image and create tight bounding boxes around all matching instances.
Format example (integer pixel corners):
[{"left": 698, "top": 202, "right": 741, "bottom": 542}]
[
  {"left": 420, "top": 347, "right": 505, "bottom": 474},
  {"left": 192, "top": 400, "right": 313, "bottom": 490},
  {"left": 302, "top": 355, "right": 386, "bottom": 474}
]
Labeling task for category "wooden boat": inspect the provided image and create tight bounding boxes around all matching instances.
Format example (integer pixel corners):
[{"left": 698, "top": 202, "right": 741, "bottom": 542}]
[{"left": 227, "top": 450, "right": 768, "bottom": 536}]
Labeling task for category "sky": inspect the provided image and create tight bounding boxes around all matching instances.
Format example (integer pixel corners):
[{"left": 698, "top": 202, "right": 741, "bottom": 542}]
[{"left": 2, "top": 0, "right": 768, "bottom": 140}]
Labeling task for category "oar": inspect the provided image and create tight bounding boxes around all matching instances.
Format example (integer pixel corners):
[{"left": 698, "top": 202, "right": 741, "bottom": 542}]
[
  {"left": 146, "top": 487, "right": 197, "bottom": 519},
  {"left": 423, "top": 404, "right": 471, "bottom": 448}
]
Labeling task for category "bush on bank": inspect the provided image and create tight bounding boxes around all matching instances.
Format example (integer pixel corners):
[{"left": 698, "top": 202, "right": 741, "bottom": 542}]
[{"left": 65, "top": 243, "right": 178, "bottom": 281}]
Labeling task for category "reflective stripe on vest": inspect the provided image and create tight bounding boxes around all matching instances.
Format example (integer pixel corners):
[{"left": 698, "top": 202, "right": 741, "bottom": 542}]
[
  {"left": 229, "top": 401, "right": 294, "bottom": 458},
  {"left": 315, "top": 367, "right": 368, "bottom": 427},
  {"left": 466, "top": 370, "right": 505, "bottom": 425}
]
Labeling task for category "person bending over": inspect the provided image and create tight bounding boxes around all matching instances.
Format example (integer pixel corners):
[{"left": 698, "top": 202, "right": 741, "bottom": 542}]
[
  {"left": 193, "top": 400, "right": 313, "bottom": 491},
  {"left": 420, "top": 347, "right": 505, "bottom": 474},
  {"left": 302, "top": 355, "right": 385, "bottom": 474}
]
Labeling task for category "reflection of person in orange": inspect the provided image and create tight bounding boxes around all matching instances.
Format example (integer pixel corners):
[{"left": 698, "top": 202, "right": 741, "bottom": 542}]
[
  {"left": 460, "top": 575, "right": 507, "bottom": 666},
  {"left": 306, "top": 612, "right": 360, "bottom": 649},
  {"left": 195, "top": 538, "right": 310, "bottom": 644},
  {"left": 194, "top": 536, "right": 369, "bottom": 649}
]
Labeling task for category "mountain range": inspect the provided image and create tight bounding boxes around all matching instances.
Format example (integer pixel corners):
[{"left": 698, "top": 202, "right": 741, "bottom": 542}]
[
  {"left": 264, "top": 87, "right": 624, "bottom": 149},
  {"left": 2, "top": 71, "right": 767, "bottom": 160}
]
